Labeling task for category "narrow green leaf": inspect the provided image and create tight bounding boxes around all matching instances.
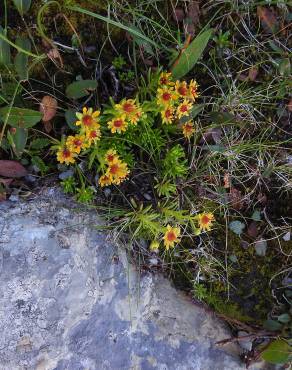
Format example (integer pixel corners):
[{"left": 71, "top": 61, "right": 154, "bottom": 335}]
[
  {"left": 171, "top": 29, "right": 213, "bottom": 79},
  {"left": 0, "top": 107, "right": 43, "bottom": 128},
  {"left": 0, "top": 26, "right": 11, "bottom": 66},
  {"left": 66, "top": 80, "right": 98, "bottom": 99},
  {"left": 67, "top": 6, "right": 160, "bottom": 50},
  {"left": 261, "top": 340, "right": 291, "bottom": 364},
  {"left": 12, "top": 0, "right": 31, "bottom": 16},
  {"left": 15, "top": 37, "right": 31, "bottom": 81}
]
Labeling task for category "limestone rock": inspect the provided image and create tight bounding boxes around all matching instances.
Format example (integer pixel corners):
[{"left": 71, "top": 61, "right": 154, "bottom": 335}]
[{"left": 0, "top": 188, "right": 266, "bottom": 370}]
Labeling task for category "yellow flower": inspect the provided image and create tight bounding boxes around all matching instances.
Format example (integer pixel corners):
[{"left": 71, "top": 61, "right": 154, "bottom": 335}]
[
  {"left": 108, "top": 116, "right": 128, "bottom": 134},
  {"left": 76, "top": 107, "right": 100, "bottom": 131},
  {"left": 66, "top": 134, "right": 88, "bottom": 154},
  {"left": 86, "top": 126, "right": 101, "bottom": 145},
  {"left": 176, "top": 99, "right": 193, "bottom": 119},
  {"left": 163, "top": 225, "right": 181, "bottom": 250},
  {"left": 107, "top": 160, "right": 129, "bottom": 185},
  {"left": 182, "top": 121, "right": 195, "bottom": 139},
  {"left": 99, "top": 174, "right": 112, "bottom": 187},
  {"left": 197, "top": 213, "right": 215, "bottom": 232},
  {"left": 188, "top": 80, "right": 199, "bottom": 101},
  {"left": 175, "top": 80, "right": 189, "bottom": 98},
  {"left": 105, "top": 149, "right": 119, "bottom": 164},
  {"left": 158, "top": 72, "right": 174, "bottom": 86},
  {"left": 161, "top": 106, "right": 175, "bottom": 124},
  {"left": 157, "top": 86, "right": 176, "bottom": 106},
  {"left": 56, "top": 145, "right": 76, "bottom": 165},
  {"left": 115, "top": 99, "right": 142, "bottom": 125}
]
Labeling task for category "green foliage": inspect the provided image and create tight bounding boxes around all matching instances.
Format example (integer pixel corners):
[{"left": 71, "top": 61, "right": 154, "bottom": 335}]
[
  {"left": 112, "top": 56, "right": 126, "bottom": 70},
  {"left": 155, "top": 179, "right": 177, "bottom": 198},
  {"left": 14, "top": 37, "right": 31, "bottom": 81},
  {"left": 0, "top": 26, "right": 11, "bottom": 66},
  {"left": 76, "top": 186, "right": 95, "bottom": 204},
  {"left": 0, "top": 107, "right": 43, "bottom": 128},
  {"left": 61, "top": 176, "right": 76, "bottom": 194},
  {"left": 261, "top": 340, "right": 292, "bottom": 364},
  {"left": 171, "top": 29, "right": 213, "bottom": 79},
  {"left": 12, "top": 0, "right": 31, "bottom": 16},
  {"left": 162, "top": 144, "right": 188, "bottom": 179},
  {"left": 66, "top": 80, "right": 98, "bottom": 99}
]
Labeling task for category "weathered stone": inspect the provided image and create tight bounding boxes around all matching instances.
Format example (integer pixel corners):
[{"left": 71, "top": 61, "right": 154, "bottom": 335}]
[{"left": 0, "top": 188, "right": 266, "bottom": 370}]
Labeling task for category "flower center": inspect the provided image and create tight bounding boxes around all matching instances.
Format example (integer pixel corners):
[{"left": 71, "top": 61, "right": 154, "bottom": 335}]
[
  {"left": 201, "top": 215, "right": 210, "bottom": 225},
  {"left": 162, "top": 92, "right": 171, "bottom": 101},
  {"left": 109, "top": 164, "right": 119, "bottom": 175},
  {"left": 114, "top": 119, "right": 123, "bottom": 128},
  {"left": 73, "top": 139, "right": 82, "bottom": 147},
  {"left": 178, "top": 86, "right": 187, "bottom": 96},
  {"left": 180, "top": 105, "right": 188, "bottom": 112},
  {"left": 107, "top": 154, "right": 115, "bottom": 162},
  {"left": 63, "top": 149, "right": 71, "bottom": 158},
  {"left": 165, "top": 109, "right": 172, "bottom": 118},
  {"left": 90, "top": 130, "right": 97, "bottom": 138},
  {"left": 123, "top": 103, "right": 134, "bottom": 113},
  {"left": 160, "top": 77, "right": 167, "bottom": 84},
  {"left": 82, "top": 115, "right": 93, "bottom": 126},
  {"left": 167, "top": 231, "right": 176, "bottom": 241}
]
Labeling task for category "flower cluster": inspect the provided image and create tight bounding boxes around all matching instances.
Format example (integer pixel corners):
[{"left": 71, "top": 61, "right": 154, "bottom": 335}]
[
  {"left": 150, "top": 212, "right": 215, "bottom": 252},
  {"left": 99, "top": 149, "right": 129, "bottom": 187},
  {"left": 108, "top": 99, "right": 143, "bottom": 134},
  {"left": 156, "top": 72, "right": 199, "bottom": 139},
  {"left": 56, "top": 107, "right": 101, "bottom": 165}
]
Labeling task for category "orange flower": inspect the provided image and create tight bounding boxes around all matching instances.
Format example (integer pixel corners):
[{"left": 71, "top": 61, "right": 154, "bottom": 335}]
[
  {"left": 99, "top": 174, "right": 112, "bottom": 187},
  {"left": 66, "top": 134, "right": 88, "bottom": 154},
  {"left": 107, "top": 160, "right": 129, "bottom": 185},
  {"left": 182, "top": 121, "right": 195, "bottom": 139},
  {"left": 86, "top": 126, "right": 101, "bottom": 145},
  {"left": 176, "top": 100, "right": 192, "bottom": 119},
  {"left": 105, "top": 149, "right": 119, "bottom": 164},
  {"left": 161, "top": 106, "right": 175, "bottom": 124},
  {"left": 56, "top": 145, "right": 76, "bottom": 165},
  {"left": 115, "top": 99, "right": 142, "bottom": 125},
  {"left": 163, "top": 225, "right": 181, "bottom": 250},
  {"left": 188, "top": 80, "right": 199, "bottom": 101},
  {"left": 108, "top": 116, "right": 128, "bottom": 134},
  {"left": 197, "top": 213, "right": 215, "bottom": 231},
  {"left": 76, "top": 107, "right": 100, "bottom": 131},
  {"left": 157, "top": 86, "right": 176, "bottom": 106},
  {"left": 158, "top": 72, "right": 174, "bottom": 86},
  {"left": 175, "top": 81, "right": 189, "bottom": 98}
]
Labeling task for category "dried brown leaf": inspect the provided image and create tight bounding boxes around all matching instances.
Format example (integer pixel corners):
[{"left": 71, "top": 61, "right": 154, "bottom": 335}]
[
  {"left": 0, "top": 160, "right": 28, "bottom": 178},
  {"left": 40, "top": 95, "right": 58, "bottom": 122},
  {"left": 185, "top": 1, "right": 200, "bottom": 35},
  {"left": 248, "top": 67, "right": 258, "bottom": 81},
  {"left": 287, "top": 99, "right": 292, "bottom": 112},
  {"left": 173, "top": 8, "right": 185, "bottom": 22}
]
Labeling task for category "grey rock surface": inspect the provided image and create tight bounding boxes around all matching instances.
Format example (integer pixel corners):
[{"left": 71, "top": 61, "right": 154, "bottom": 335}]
[{"left": 0, "top": 188, "right": 265, "bottom": 370}]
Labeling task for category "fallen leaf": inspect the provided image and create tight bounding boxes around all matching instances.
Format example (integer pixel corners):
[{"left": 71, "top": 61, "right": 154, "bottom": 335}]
[
  {"left": 40, "top": 95, "right": 58, "bottom": 122},
  {"left": 0, "top": 160, "right": 28, "bottom": 178},
  {"left": 248, "top": 67, "right": 258, "bottom": 81},
  {"left": 247, "top": 222, "right": 259, "bottom": 238},
  {"left": 257, "top": 192, "right": 267, "bottom": 205},
  {"left": 229, "top": 187, "right": 244, "bottom": 210},
  {"left": 257, "top": 6, "right": 278, "bottom": 33},
  {"left": 287, "top": 99, "right": 292, "bottom": 112},
  {"left": 173, "top": 8, "right": 184, "bottom": 22}
]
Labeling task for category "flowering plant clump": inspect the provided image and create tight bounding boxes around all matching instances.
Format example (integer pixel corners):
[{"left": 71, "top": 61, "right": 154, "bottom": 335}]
[{"left": 53, "top": 71, "right": 215, "bottom": 255}]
